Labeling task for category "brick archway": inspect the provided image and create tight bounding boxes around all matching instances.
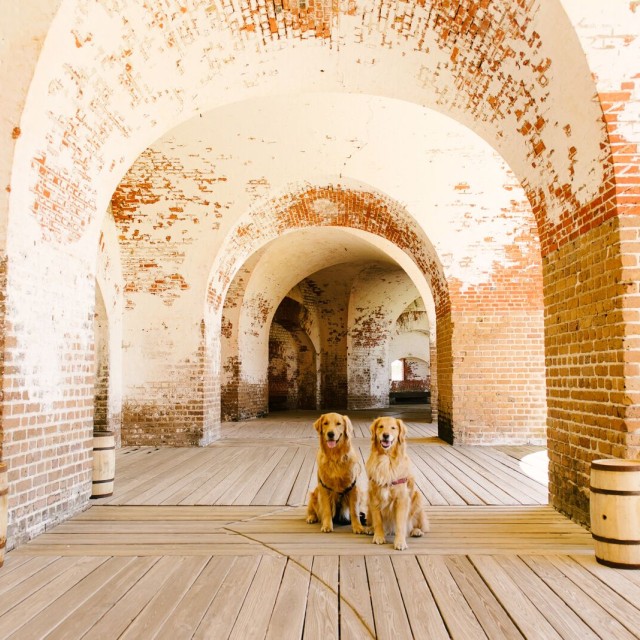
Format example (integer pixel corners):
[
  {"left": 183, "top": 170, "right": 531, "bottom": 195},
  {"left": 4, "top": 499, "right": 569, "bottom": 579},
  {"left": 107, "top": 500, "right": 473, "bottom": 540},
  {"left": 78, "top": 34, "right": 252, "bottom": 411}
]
[
  {"left": 2, "top": 1, "right": 636, "bottom": 545},
  {"left": 205, "top": 183, "right": 449, "bottom": 445}
]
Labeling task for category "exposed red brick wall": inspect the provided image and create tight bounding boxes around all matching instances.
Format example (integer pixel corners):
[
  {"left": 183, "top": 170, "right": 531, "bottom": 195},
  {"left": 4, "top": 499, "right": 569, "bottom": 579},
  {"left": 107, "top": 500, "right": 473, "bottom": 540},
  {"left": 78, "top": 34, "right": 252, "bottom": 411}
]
[
  {"left": 268, "top": 298, "right": 317, "bottom": 411},
  {"left": 121, "top": 347, "right": 206, "bottom": 446},
  {"left": 1, "top": 252, "right": 95, "bottom": 546},
  {"left": 451, "top": 311, "right": 546, "bottom": 444},
  {"left": 111, "top": 146, "right": 224, "bottom": 309},
  {"left": 120, "top": 310, "right": 208, "bottom": 446},
  {"left": 320, "top": 352, "right": 348, "bottom": 409},
  {"left": 313, "top": 274, "right": 350, "bottom": 411},
  {"left": 31, "top": 154, "right": 96, "bottom": 244},
  {"left": 602, "top": 82, "right": 640, "bottom": 443},
  {"left": 268, "top": 323, "right": 299, "bottom": 411},
  {"left": 430, "top": 341, "right": 438, "bottom": 423},
  {"left": 0, "top": 254, "right": 5, "bottom": 462},
  {"left": 220, "top": 355, "right": 241, "bottom": 422},
  {"left": 436, "top": 314, "right": 454, "bottom": 443},
  {"left": 236, "top": 381, "right": 269, "bottom": 419},
  {"left": 448, "top": 202, "right": 546, "bottom": 445},
  {"left": 209, "top": 186, "right": 449, "bottom": 315},
  {"left": 542, "top": 79, "right": 638, "bottom": 524},
  {"left": 348, "top": 267, "right": 420, "bottom": 410},
  {"left": 404, "top": 358, "right": 429, "bottom": 382},
  {"left": 4, "top": 0, "right": 633, "bottom": 547},
  {"left": 544, "top": 216, "right": 628, "bottom": 525}
]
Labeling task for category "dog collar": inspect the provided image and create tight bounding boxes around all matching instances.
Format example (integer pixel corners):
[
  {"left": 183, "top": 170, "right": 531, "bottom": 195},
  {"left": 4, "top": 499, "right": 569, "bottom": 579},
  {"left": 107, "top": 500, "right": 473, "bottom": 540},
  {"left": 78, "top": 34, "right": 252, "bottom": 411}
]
[{"left": 318, "top": 476, "right": 357, "bottom": 497}]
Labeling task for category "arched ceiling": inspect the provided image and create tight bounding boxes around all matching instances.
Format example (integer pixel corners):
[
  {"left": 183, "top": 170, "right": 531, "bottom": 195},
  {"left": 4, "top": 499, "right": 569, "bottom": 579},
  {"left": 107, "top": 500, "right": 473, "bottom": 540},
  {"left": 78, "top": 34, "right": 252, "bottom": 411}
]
[
  {"left": 7, "top": 0, "right": 608, "bottom": 258},
  {"left": 113, "top": 94, "right": 538, "bottom": 319},
  {"left": 233, "top": 226, "right": 401, "bottom": 333}
]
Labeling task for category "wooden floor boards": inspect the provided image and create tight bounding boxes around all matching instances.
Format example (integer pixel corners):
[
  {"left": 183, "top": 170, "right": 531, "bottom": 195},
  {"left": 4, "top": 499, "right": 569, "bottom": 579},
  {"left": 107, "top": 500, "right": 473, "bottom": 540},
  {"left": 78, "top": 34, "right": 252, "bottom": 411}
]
[{"left": 2, "top": 408, "right": 638, "bottom": 639}]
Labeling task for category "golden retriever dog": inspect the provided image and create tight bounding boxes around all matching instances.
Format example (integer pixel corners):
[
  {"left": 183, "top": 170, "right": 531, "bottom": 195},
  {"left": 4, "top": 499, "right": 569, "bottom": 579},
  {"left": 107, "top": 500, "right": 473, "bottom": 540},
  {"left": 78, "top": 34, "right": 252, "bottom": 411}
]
[
  {"left": 366, "top": 416, "right": 429, "bottom": 550},
  {"left": 306, "top": 413, "right": 365, "bottom": 534}
]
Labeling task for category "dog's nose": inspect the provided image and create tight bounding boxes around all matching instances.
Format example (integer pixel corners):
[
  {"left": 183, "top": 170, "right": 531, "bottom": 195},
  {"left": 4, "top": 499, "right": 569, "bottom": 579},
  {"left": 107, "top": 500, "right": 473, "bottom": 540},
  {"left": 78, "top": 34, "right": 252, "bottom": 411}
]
[
  {"left": 327, "top": 431, "right": 335, "bottom": 439},
  {"left": 381, "top": 433, "right": 390, "bottom": 441}
]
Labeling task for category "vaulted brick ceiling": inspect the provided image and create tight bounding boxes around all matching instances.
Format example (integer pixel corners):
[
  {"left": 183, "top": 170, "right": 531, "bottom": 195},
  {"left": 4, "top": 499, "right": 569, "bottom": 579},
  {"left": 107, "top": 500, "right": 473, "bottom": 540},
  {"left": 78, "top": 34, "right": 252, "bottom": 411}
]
[
  {"left": 10, "top": 0, "right": 604, "bottom": 258},
  {"left": 112, "top": 94, "right": 537, "bottom": 316}
]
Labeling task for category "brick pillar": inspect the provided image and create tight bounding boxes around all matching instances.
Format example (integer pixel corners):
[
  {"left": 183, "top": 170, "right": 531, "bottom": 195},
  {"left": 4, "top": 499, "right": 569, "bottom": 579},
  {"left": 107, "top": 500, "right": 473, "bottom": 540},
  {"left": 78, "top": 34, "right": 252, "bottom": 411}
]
[
  {"left": 544, "top": 215, "right": 627, "bottom": 525},
  {"left": 430, "top": 339, "right": 437, "bottom": 424},
  {"left": 347, "top": 345, "right": 390, "bottom": 410},
  {"left": 436, "top": 312, "right": 454, "bottom": 443}
]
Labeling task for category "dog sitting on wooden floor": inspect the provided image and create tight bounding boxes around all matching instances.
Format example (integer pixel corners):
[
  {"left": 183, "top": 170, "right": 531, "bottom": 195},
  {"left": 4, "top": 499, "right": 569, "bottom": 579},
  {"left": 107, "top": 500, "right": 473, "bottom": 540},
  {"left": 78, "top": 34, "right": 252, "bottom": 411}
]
[
  {"left": 366, "top": 416, "right": 429, "bottom": 550},
  {"left": 306, "top": 412, "right": 366, "bottom": 534}
]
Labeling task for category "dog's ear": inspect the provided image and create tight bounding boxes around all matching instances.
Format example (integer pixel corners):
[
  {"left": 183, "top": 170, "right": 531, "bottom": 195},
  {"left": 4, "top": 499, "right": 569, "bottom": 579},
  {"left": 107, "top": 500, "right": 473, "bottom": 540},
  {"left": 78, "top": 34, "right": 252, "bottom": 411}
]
[
  {"left": 397, "top": 419, "right": 407, "bottom": 444},
  {"left": 370, "top": 418, "right": 380, "bottom": 442},
  {"left": 313, "top": 415, "right": 324, "bottom": 434},
  {"left": 343, "top": 415, "right": 354, "bottom": 440}
]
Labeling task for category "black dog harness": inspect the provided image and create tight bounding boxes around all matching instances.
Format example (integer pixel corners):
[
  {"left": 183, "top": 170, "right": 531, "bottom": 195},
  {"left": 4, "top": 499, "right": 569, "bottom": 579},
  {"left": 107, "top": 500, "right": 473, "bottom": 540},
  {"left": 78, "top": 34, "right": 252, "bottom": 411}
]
[{"left": 318, "top": 476, "right": 357, "bottom": 497}]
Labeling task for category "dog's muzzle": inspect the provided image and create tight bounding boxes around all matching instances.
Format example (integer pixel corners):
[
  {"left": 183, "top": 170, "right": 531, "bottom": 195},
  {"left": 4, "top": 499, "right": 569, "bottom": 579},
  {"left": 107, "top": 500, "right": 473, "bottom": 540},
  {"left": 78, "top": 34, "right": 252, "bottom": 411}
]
[
  {"left": 380, "top": 435, "right": 394, "bottom": 450},
  {"left": 325, "top": 432, "right": 341, "bottom": 449}
]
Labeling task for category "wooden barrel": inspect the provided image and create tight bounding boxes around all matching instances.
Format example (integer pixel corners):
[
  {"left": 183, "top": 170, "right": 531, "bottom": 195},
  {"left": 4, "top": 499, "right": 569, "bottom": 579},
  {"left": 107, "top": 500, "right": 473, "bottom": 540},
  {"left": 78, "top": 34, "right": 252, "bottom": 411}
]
[
  {"left": 1, "top": 463, "right": 8, "bottom": 568},
  {"left": 590, "top": 459, "right": 640, "bottom": 569},
  {"left": 91, "top": 431, "right": 115, "bottom": 499}
]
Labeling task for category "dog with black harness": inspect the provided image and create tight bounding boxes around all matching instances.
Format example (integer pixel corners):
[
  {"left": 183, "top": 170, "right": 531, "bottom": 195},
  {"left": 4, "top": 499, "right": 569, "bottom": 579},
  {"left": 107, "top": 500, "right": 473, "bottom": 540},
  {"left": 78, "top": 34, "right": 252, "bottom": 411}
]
[{"left": 306, "top": 412, "right": 366, "bottom": 534}]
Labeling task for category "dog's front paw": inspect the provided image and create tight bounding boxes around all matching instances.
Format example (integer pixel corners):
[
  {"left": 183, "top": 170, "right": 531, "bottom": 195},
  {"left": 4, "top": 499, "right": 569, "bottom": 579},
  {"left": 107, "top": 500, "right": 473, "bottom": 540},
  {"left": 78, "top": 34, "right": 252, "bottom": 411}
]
[
  {"left": 363, "top": 526, "right": 373, "bottom": 536},
  {"left": 410, "top": 528, "right": 423, "bottom": 537},
  {"left": 393, "top": 537, "right": 408, "bottom": 551},
  {"left": 372, "top": 534, "right": 386, "bottom": 545},
  {"left": 306, "top": 515, "right": 318, "bottom": 524},
  {"left": 320, "top": 522, "right": 333, "bottom": 533},
  {"left": 352, "top": 523, "right": 366, "bottom": 535}
]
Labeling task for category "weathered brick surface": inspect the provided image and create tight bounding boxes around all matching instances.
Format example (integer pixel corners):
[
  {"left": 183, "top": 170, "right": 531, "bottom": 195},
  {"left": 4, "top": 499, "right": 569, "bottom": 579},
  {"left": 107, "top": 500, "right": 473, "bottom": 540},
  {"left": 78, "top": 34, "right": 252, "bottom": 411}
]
[
  {"left": 452, "top": 312, "right": 546, "bottom": 444},
  {"left": 436, "top": 314, "right": 454, "bottom": 443},
  {"left": 348, "top": 266, "right": 425, "bottom": 409},
  {"left": 2, "top": 0, "right": 638, "bottom": 547},
  {"left": 268, "top": 298, "right": 317, "bottom": 411},
  {"left": 544, "top": 216, "right": 629, "bottom": 525},
  {"left": 0, "top": 254, "right": 6, "bottom": 461},
  {"left": 2, "top": 246, "right": 95, "bottom": 547},
  {"left": 121, "top": 318, "right": 207, "bottom": 446},
  {"left": 390, "top": 303, "right": 432, "bottom": 405},
  {"left": 543, "top": 2, "right": 640, "bottom": 524},
  {"left": 448, "top": 195, "right": 547, "bottom": 445}
]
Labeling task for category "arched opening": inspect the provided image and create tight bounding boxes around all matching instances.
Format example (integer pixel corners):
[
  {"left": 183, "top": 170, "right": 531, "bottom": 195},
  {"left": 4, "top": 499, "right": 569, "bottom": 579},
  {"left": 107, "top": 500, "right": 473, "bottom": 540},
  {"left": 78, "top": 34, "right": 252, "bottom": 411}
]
[
  {"left": 207, "top": 187, "right": 448, "bottom": 439},
  {"left": 268, "top": 297, "right": 318, "bottom": 412},
  {"left": 213, "top": 209, "right": 442, "bottom": 426},
  {"left": 93, "top": 282, "right": 110, "bottom": 432},
  {"left": 389, "top": 298, "right": 432, "bottom": 408},
  {"left": 390, "top": 358, "right": 431, "bottom": 405}
]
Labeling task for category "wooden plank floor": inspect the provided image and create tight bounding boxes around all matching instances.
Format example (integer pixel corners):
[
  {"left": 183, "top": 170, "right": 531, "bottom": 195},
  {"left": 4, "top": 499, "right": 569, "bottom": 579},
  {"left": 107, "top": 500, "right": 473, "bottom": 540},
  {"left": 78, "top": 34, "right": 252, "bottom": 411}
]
[
  {"left": 2, "top": 408, "right": 639, "bottom": 639},
  {"left": 13, "top": 505, "right": 593, "bottom": 557},
  {"left": 94, "top": 409, "right": 547, "bottom": 508}
]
